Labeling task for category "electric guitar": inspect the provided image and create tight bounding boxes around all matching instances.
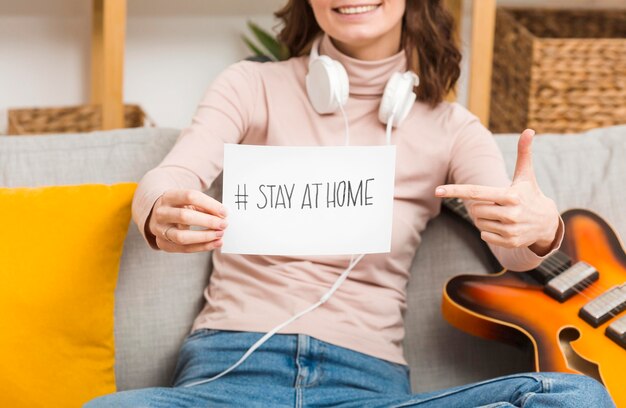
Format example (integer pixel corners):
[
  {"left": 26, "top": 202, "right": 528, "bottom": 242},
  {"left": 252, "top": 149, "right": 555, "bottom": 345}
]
[{"left": 441, "top": 198, "right": 626, "bottom": 407}]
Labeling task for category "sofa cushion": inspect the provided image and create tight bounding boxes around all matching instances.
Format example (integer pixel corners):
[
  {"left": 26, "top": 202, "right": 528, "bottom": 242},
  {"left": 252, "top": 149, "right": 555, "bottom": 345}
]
[
  {"left": 0, "top": 128, "right": 212, "bottom": 390},
  {"left": 0, "top": 183, "right": 135, "bottom": 407}
]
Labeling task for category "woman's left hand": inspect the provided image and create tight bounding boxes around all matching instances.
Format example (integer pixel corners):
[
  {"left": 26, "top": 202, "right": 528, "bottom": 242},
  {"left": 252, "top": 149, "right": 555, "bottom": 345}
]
[{"left": 435, "top": 129, "right": 560, "bottom": 257}]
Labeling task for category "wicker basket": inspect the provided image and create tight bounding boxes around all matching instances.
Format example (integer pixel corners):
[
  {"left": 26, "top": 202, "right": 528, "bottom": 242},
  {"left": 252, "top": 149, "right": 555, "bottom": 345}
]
[
  {"left": 7, "top": 104, "right": 154, "bottom": 135},
  {"left": 490, "top": 8, "right": 626, "bottom": 134}
]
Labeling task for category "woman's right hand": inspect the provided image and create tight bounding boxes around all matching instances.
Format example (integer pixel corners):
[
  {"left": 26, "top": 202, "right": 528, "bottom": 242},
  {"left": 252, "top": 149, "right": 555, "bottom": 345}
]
[{"left": 148, "top": 189, "right": 227, "bottom": 253}]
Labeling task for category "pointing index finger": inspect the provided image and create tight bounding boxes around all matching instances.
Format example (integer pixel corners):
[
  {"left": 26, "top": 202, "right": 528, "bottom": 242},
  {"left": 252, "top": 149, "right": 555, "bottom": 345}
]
[{"left": 435, "top": 184, "right": 515, "bottom": 205}]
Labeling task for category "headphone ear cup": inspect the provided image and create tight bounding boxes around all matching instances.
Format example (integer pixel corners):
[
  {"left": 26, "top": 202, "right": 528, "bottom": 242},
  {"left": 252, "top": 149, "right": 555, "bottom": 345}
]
[
  {"left": 333, "top": 60, "right": 349, "bottom": 109},
  {"left": 396, "top": 91, "right": 416, "bottom": 125},
  {"left": 378, "top": 71, "right": 418, "bottom": 127},
  {"left": 378, "top": 72, "right": 400, "bottom": 125},
  {"left": 306, "top": 55, "right": 349, "bottom": 114}
]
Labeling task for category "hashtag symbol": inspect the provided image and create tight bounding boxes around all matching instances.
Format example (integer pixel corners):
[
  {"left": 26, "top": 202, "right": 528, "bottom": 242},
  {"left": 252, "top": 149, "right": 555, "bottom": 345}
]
[{"left": 235, "top": 184, "right": 248, "bottom": 210}]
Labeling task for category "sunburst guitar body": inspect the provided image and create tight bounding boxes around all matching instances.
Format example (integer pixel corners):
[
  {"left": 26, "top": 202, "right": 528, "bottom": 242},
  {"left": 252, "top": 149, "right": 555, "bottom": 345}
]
[{"left": 441, "top": 198, "right": 626, "bottom": 407}]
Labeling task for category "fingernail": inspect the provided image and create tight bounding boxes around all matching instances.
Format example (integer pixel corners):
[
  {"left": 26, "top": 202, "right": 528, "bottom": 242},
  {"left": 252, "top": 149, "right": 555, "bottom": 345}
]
[
  {"left": 219, "top": 220, "right": 228, "bottom": 229},
  {"left": 435, "top": 187, "right": 446, "bottom": 196},
  {"left": 215, "top": 231, "right": 224, "bottom": 238},
  {"left": 220, "top": 206, "right": 228, "bottom": 217}
]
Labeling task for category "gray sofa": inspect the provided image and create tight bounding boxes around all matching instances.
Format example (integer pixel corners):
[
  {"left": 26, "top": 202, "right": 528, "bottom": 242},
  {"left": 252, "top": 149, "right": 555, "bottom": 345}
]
[{"left": 1, "top": 124, "right": 625, "bottom": 395}]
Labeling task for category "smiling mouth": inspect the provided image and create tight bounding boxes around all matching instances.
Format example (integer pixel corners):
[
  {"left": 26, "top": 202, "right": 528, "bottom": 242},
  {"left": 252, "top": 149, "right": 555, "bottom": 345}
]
[{"left": 333, "top": 4, "right": 382, "bottom": 15}]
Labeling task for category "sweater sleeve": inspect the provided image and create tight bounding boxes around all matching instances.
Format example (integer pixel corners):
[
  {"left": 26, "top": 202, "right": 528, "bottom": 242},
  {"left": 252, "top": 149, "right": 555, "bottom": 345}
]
[
  {"left": 445, "top": 103, "right": 564, "bottom": 272},
  {"left": 131, "top": 61, "right": 263, "bottom": 250}
]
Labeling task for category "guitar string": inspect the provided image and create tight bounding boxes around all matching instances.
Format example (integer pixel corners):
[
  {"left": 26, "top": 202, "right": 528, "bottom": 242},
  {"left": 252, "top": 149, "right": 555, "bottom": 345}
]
[
  {"left": 449, "top": 198, "right": 613, "bottom": 302},
  {"left": 539, "top": 256, "right": 623, "bottom": 323},
  {"left": 455, "top": 204, "right": 623, "bottom": 324},
  {"left": 451, "top": 198, "right": 611, "bottom": 301},
  {"left": 449, "top": 199, "right": 622, "bottom": 321},
  {"left": 539, "top": 257, "right": 612, "bottom": 306},
  {"left": 533, "top": 256, "right": 607, "bottom": 302},
  {"left": 498, "top": 221, "right": 621, "bottom": 321},
  {"left": 540, "top": 249, "right": 616, "bottom": 305},
  {"left": 472, "top": 210, "right": 619, "bottom": 315}
]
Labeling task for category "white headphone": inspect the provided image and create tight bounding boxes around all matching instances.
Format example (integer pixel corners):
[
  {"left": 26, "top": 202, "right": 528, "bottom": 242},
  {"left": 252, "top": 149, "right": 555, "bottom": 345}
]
[{"left": 305, "top": 36, "right": 419, "bottom": 128}]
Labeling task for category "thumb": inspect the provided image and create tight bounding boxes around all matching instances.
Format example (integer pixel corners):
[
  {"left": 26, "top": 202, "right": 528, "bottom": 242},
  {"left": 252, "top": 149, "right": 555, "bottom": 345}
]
[{"left": 512, "top": 128, "right": 536, "bottom": 184}]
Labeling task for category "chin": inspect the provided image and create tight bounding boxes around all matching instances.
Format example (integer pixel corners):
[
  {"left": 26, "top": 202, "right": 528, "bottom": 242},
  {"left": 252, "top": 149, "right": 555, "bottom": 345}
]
[
  {"left": 330, "top": 29, "right": 387, "bottom": 46},
  {"left": 312, "top": 0, "right": 405, "bottom": 51}
]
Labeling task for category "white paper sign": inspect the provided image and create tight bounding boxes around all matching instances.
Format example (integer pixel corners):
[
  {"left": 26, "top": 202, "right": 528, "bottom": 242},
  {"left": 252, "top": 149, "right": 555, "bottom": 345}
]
[{"left": 221, "top": 144, "right": 396, "bottom": 255}]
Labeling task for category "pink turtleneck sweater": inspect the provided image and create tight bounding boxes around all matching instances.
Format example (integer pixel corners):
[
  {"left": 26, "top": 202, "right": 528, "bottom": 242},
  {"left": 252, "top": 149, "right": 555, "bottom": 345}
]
[{"left": 131, "top": 34, "right": 563, "bottom": 365}]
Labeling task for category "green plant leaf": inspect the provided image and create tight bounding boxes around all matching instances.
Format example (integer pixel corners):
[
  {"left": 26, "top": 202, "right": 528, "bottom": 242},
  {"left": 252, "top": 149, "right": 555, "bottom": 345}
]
[
  {"left": 242, "top": 35, "right": 266, "bottom": 58},
  {"left": 247, "top": 20, "right": 285, "bottom": 61}
]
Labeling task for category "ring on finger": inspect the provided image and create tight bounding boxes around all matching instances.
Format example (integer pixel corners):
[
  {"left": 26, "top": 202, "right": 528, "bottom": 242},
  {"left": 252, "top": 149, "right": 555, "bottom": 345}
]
[{"left": 163, "top": 225, "right": 175, "bottom": 243}]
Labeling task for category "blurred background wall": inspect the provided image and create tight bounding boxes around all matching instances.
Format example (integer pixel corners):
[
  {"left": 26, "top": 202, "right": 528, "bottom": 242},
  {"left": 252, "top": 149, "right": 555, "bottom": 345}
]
[{"left": 0, "top": 0, "right": 623, "bottom": 131}]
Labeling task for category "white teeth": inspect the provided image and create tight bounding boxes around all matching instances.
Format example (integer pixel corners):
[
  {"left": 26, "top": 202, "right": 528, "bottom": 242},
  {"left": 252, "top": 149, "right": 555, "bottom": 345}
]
[{"left": 336, "top": 4, "right": 379, "bottom": 15}]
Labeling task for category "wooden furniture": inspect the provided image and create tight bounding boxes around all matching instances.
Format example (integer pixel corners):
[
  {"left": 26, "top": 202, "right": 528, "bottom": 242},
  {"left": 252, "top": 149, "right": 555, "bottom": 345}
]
[
  {"left": 7, "top": 104, "right": 148, "bottom": 135},
  {"left": 91, "top": 0, "right": 126, "bottom": 130},
  {"left": 88, "top": 0, "right": 497, "bottom": 129},
  {"left": 466, "top": 0, "right": 496, "bottom": 127},
  {"left": 446, "top": 0, "right": 497, "bottom": 127},
  {"left": 490, "top": 8, "right": 626, "bottom": 134}
]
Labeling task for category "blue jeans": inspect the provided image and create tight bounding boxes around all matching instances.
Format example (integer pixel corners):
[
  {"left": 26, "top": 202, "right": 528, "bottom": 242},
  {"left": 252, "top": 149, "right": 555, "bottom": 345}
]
[{"left": 85, "top": 329, "right": 614, "bottom": 407}]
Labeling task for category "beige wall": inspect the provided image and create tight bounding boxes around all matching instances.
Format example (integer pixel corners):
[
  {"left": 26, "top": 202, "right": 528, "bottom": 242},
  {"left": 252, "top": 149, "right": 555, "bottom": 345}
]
[{"left": 0, "top": 0, "right": 624, "bottom": 131}]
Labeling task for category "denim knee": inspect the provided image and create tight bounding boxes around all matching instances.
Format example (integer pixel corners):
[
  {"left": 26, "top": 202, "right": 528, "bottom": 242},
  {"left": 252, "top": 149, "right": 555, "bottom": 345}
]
[
  {"left": 83, "top": 390, "right": 153, "bottom": 408},
  {"left": 542, "top": 372, "right": 615, "bottom": 408},
  {"left": 83, "top": 394, "right": 116, "bottom": 408}
]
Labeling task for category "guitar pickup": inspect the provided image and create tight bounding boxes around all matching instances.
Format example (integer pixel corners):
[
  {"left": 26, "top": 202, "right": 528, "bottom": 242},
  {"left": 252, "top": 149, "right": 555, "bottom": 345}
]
[
  {"left": 544, "top": 261, "right": 599, "bottom": 302},
  {"left": 606, "top": 314, "right": 626, "bottom": 350},
  {"left": 579, "top": 284, "right": 626, "bottom": 328}
]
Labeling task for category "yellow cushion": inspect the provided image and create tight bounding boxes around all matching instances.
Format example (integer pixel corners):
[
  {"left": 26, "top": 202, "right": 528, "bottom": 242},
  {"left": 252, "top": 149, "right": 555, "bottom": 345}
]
[{"left": 0, "top": 183, "right": 137, "bottom": 407}]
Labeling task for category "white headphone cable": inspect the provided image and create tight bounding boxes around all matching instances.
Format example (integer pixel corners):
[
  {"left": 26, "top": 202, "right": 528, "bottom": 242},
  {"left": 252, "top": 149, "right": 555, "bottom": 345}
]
[
  {"left": 338, "top": 101, "right": 350, "bottom": 146},
  {"left": 181, "top": 253, "right": 365, "bottom": 387},
  {"left": 182, "top": 100, "right": 366, "bottom": 387},
  {"left": 386, "top": 113, "right": 395, "bottom": 146}
]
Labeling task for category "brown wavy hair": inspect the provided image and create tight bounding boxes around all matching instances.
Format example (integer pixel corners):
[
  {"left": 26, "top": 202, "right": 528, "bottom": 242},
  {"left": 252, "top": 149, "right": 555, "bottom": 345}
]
[{"left": 274, "top": 0, "right": 461, "bottom": 107}]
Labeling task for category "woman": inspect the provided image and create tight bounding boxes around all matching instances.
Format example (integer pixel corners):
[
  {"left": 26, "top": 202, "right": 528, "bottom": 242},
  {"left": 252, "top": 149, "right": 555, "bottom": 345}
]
[{"left": 86, "top": 0, "right": 615, "bottom": 407}]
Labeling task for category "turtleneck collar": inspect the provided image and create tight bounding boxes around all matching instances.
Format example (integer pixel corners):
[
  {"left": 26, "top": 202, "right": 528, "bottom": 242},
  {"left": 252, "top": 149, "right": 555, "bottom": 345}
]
[{"left": 317, "top": 32, "right": 407, "bottom": 97}]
